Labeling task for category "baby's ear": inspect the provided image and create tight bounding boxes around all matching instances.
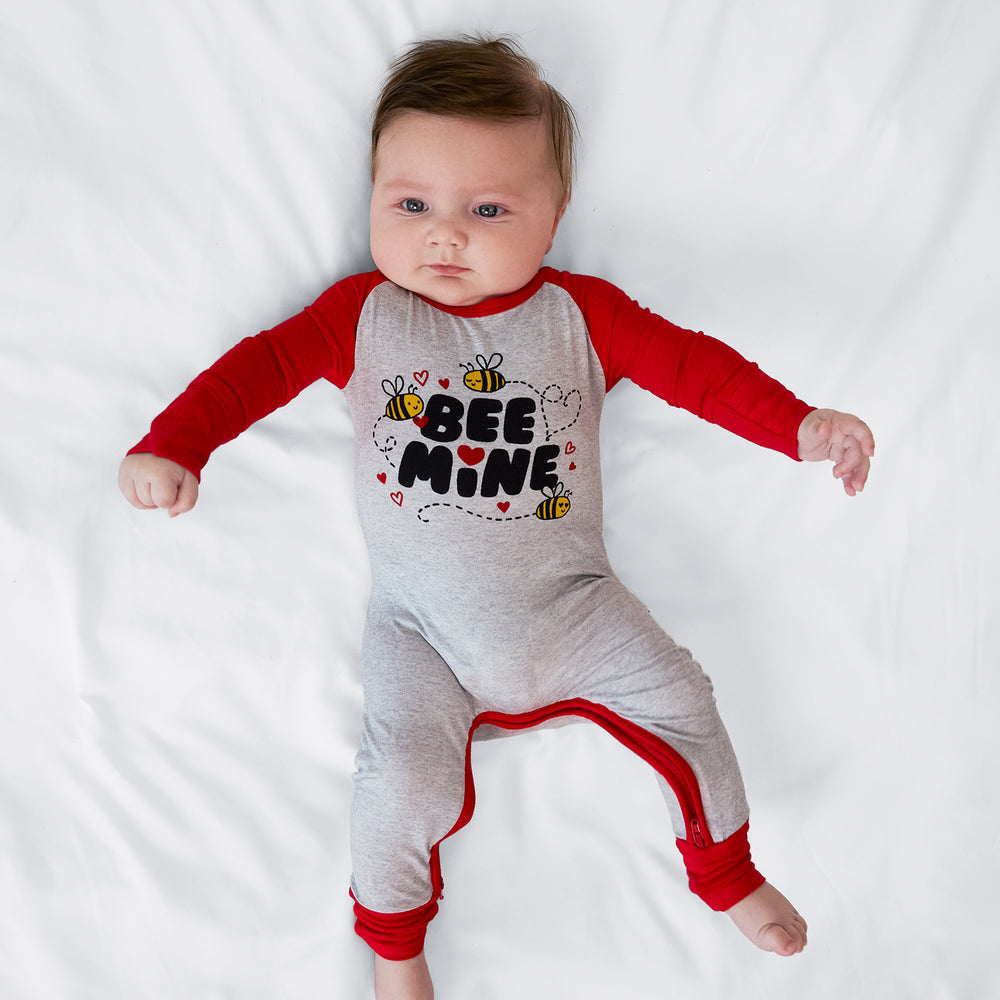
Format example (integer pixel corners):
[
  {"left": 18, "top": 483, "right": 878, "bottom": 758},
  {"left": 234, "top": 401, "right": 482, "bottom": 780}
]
[
  {"left": 555, "top": 195, "right": 570, "bottom": 225},
  {"left": 547, "top": 196, "right": 570, "bottom": 252}
]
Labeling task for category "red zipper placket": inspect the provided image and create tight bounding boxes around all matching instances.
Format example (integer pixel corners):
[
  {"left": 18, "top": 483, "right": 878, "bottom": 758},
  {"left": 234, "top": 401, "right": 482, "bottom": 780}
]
[
  {"left": 689, "top": 817, "right": 707, "bottom": 848},
  {"left": 561, "top": 699, "right": 713, "bottom": 849},
  {"left": 429, "top": 698, "right": 714, "bottom": 868},
  {"left": 597, "top": 708, "right": 712, "bottom": 849}
]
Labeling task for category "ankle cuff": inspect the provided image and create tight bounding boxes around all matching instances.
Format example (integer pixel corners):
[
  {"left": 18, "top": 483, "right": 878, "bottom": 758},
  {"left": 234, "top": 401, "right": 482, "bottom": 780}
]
[
  {"left": 675, "top": 820, "right": 766, "bottom": 911},
  {"left": 350, "top": 890, "right": 439, "bottom": 960}
]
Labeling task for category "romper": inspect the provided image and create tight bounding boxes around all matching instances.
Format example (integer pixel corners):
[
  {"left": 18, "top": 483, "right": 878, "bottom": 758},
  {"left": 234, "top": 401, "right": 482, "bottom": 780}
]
[{"left": 129, "top": 266, "right": 813, "bottom": 960}]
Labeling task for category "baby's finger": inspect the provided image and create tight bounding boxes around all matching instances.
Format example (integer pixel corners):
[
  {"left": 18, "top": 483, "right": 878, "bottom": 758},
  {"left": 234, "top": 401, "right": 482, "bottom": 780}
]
[
  {"left": 833, "top": 451, "right": 870, "bottom": 495},
  {"left": 133, "top": 478, "right": 159, "bottom": 509},
  {"left": 168, "top": 474, "right": 199, "bottom": 518},
  {"left": 122, "top": 483, "right": 146, "bottom": 509},
  {"left": 118, "top": 467, "right": 152, "bottom": 509},
  {"left": 838, "top": 418, "right": 875, "bottom": 461},
  {"left": 858, "top": 424, "right": 876, "bottom": 457},
  {"left": 839, "top": 416, "right": 875, "bottom": 457},
  {"left": 149, "top": 477, "right": 181, "bottom": 510}
]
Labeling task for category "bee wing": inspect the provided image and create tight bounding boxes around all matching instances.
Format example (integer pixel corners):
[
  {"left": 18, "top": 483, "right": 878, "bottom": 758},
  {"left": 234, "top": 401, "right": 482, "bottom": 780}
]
[
  {"left": 381, "top": 379, "right": 397, "bottom": 396},
  {"left": 486, "top": 352, "right": 503, "bottom": 370}
]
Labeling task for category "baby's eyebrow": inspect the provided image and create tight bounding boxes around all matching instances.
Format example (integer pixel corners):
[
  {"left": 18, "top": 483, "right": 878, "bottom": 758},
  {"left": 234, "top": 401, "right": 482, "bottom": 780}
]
[{"left": 376, "top": 176, "right": 425, "bottom": 191}]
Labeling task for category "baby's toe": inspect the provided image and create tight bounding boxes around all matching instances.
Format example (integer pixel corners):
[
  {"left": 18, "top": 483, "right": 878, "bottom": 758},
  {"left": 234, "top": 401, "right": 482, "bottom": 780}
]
[{"left": 759, "top": 920, "right": 806, "bottom": 956}]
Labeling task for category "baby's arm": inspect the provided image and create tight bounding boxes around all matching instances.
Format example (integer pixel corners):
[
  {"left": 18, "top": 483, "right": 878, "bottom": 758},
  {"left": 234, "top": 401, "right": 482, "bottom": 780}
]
[
  {"left": 796, "top": 408, "right": 875, "bottom": 496},
  {"left": 116, "top": 274, "right": 376, "bottom": 521},
  {"left": 118, "top": 452, "right": 199, "bottom": 517}
]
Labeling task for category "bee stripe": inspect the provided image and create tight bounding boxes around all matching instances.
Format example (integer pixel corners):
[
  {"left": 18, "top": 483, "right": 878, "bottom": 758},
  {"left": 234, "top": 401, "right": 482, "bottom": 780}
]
[{"left": 535, "top": 497, "right": 570, "bottom": 520}]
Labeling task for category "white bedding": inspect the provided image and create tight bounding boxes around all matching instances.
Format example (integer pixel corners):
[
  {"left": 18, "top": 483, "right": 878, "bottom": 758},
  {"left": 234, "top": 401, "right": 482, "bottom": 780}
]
[{"left": 3, "top": 1, "right": 998, "bottom": 997}]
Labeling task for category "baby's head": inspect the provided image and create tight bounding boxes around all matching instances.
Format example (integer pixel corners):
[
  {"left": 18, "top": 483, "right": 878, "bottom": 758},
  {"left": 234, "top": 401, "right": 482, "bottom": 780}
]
[
  {"left": 371, "top": 36, "right": 576, "bottom": 205},
  {"left": 369, "top": 35, "right": 577, "bottom": 307}
]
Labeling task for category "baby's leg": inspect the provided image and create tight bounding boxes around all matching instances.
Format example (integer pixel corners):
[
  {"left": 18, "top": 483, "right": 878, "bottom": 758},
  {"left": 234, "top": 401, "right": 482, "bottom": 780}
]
[
  {"left": 351, "top": 616, "right": 478, "bottom": 975},
  {"left": 374, "top": 953, "right": 434, "bottom": 1000},
  {"left": 570, "top": 581, "right": 806, "bottom": 950}
]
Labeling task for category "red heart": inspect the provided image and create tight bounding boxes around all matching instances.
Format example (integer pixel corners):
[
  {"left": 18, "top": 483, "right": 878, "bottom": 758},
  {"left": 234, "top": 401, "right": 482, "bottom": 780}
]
[
  {"left": 390, "top": 492, "right": 404, "bottom": 506},
  {"left": 438, "top": 378, "right": 450, "bottom": 389},
  {"left": 377, "top": 472, "right": 387, "bottom": 484},
  {"left": 564, "top": 441, "right": 576, "bottom": 455},
  {"left": 413, "top": 370, "right": 429, "bottom": 386},
  {"left": 457, "top": 445, "right": 486, "bottom": 466},
  {"left": 497, "top": 501, "right": 510, "bottom": 513},
  {"left": 568, "top": 462, "right": 576, "bottom": 471},
  {"left": 413, "top": 416, "right": 429, "bottom": 429}
]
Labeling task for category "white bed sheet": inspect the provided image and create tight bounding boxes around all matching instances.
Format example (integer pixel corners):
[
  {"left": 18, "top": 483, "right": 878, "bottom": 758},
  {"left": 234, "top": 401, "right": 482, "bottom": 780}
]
[{"left": 3, "top": 1, "right": 998, "bottom": 997}]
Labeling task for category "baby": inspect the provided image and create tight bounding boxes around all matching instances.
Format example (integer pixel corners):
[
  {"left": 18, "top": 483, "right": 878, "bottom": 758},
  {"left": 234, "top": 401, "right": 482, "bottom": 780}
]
[{"left": 119, "top": 35, "right": 874, "bottom": 1000}]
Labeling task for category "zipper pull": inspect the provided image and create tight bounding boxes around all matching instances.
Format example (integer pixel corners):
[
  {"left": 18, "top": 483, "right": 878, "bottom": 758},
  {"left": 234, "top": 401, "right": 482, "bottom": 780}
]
[{"left": 690, "top": 818, "right": 706, "bottom": 848}]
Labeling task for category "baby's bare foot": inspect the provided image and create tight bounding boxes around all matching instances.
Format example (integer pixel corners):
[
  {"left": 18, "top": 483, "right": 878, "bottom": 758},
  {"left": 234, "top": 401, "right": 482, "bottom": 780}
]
[{"left": 726, "top": 882, "right": 807, "bottom": 956}]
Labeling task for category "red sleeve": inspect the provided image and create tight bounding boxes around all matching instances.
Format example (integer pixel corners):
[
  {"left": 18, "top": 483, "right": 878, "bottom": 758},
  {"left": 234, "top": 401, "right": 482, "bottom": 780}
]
[
  {"left": 544, "top": 269, "right": 814, "bottom": 460},
  {"left": 128, "top": 271, "right": 386, "bottom": 479}
]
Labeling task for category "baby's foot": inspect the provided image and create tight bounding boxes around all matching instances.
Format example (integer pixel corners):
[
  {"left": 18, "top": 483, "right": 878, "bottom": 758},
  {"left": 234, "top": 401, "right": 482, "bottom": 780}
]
[{"left": 725, "top": 882, "right": 807, "bottom": 956}]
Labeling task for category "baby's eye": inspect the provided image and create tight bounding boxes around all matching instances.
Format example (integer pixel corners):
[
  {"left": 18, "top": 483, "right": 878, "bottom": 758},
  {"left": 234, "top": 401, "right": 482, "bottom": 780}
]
[
  {"left": 401, "top": 198, "right": 427, "bottom": 213},
  {"left": 474, "top": 204, "right": 503, "bottom": 218}
]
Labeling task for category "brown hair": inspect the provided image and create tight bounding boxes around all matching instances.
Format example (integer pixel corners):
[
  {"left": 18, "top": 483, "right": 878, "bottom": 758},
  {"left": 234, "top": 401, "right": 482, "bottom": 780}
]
[{"left": 371, "top": 34, "right": 577, "bottom": 202}]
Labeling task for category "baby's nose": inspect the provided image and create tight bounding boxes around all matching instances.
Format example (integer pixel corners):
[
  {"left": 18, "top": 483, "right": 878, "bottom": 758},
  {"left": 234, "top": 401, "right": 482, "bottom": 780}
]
[{"left": 426, "top": 215, "right": 467, "bottom": 249}]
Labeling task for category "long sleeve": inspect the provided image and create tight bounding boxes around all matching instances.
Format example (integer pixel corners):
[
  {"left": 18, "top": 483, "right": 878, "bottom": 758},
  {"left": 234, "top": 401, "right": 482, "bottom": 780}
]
[
  {"left": 548, "top": 269, "right": 813, "bottom": 460},
  {"left": 128, "top": 271, "right": 386, "bottom": 478}
]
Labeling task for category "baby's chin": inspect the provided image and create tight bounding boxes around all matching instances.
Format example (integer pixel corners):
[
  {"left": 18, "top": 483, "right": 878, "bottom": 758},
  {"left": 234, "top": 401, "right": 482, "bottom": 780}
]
[
  {"left": 408, "top": 269, "right": 542, "bottom": 309},
  {"left": 396, "top": 271, "right": 497, "bottom": 308}
]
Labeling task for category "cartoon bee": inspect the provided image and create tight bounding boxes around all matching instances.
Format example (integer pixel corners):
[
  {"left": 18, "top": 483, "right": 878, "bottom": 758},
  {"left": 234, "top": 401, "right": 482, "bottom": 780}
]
[
  {"left": 382, "top": 375, "right": 424, "bottom": 421},
  {"left": 462, "top": 353, "right": 506, "bottom": 393},
  {"left": 535, "top": 482, "right": 572, "bottom": 520}
]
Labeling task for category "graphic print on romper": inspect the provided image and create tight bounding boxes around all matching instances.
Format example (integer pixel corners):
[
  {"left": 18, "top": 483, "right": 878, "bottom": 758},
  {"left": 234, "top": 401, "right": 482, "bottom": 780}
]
[{"left": 371, "top": 353, "right": 582, "bottom": 523}]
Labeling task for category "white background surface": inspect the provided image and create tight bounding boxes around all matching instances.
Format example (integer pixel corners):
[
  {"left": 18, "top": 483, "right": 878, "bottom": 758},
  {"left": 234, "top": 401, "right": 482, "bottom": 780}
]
[{"left": 3, "top": 1, "right": 998, "bottom": 997}]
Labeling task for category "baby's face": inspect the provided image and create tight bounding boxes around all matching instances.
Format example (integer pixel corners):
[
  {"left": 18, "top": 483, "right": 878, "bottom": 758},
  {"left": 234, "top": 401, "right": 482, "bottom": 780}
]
[{"left": 370, "top": 112, "right": 567, "bottom": 307}]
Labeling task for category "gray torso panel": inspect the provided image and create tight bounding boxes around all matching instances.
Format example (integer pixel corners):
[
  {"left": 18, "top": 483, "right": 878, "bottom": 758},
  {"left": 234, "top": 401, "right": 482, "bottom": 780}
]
[
  {"left": 345, "top": 280, "right": 610, "bottom": 580},
  {"left": 343, "top": 280, "right": 617, "bottom": 694}
]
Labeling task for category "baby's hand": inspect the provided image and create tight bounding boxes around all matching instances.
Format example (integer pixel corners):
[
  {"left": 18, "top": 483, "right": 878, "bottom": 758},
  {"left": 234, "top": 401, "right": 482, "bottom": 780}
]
[
  {"left": 118, "top": 452, "right": 199, "bottom": 517},
  {"left": 797, "top": 408, "right": 875, "bottom": 496}
]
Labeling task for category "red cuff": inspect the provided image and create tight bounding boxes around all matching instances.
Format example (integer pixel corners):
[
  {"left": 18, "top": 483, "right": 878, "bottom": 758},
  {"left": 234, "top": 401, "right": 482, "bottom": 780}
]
[
  {"left": 350, "top": 890, "right": 440, "bottom": 960},
  {"left": 675, "top": 820, "right": 765, "bottom": 911}
]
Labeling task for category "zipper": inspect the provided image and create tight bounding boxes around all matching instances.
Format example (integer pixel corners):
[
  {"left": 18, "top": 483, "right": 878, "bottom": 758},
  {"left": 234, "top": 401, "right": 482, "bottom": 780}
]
[
  {"left": 456, "top": 698, "right": 714, "bottom": 849},
  {"left": 689, "top": 817, "right": 706, "bottom": 849}
]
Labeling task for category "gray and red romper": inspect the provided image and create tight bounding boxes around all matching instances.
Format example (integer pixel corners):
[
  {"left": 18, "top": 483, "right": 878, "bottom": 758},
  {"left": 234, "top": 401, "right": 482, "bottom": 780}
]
[{"left": 130, "top": 266, "right": 813, "bottom": 959}]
